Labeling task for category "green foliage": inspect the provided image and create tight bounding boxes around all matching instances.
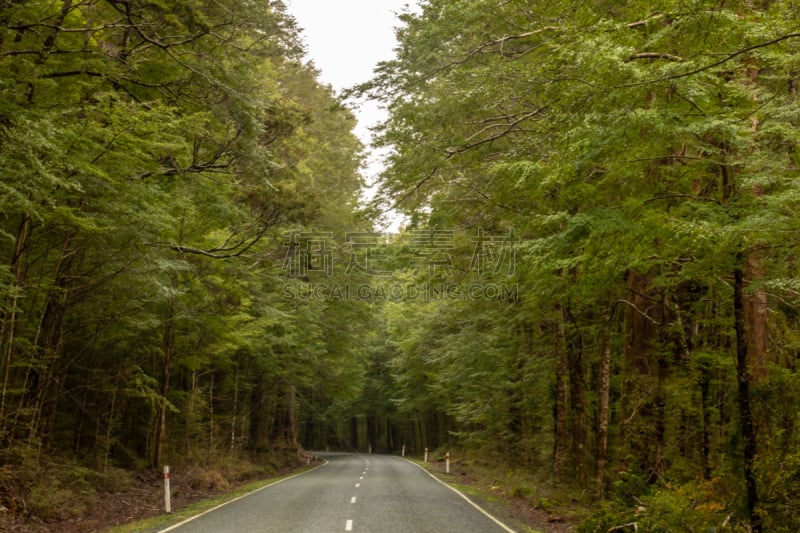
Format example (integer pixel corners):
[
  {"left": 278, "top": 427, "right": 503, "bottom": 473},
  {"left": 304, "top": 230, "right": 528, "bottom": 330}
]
[
  {"left": 352, "top": 0, "right": 800, "bottom": 530},
  {"left": 580, "top": 479, "right": 750, "bottom": 533},
  {"left": 4, "top": 0, "right": 800, "bottom": 530},
  {"left": 0, "top": 0, "right": 368, "bottom": 494}
]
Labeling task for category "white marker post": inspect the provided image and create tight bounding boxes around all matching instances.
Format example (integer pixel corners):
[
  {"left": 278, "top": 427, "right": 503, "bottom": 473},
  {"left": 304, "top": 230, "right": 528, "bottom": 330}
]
[
  {"left": 368, "top": 444, "right": 372, "bottom": 454},
  {"left": 163, "top": 466, "right": 171, "bottom": 513},
  {"left": 401, "top": 444, "right": 406, "bottom": 457},
  {"left": 424, "top": 447, "right": 428, "bottom": 463},
  {"left": 445, "top": 452, "right": 450, "bottom": 474}
]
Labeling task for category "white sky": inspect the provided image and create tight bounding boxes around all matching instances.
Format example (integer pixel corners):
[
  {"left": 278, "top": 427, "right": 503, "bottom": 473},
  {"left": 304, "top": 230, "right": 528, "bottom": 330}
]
[{"left": 285, "top": 0, "right": 418, "bottom": 230}]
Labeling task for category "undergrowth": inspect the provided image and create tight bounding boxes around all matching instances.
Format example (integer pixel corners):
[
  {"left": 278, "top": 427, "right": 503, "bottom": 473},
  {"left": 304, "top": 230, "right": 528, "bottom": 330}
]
[{"left": 0, "top": 445, "right": 305, "bottom": 530}]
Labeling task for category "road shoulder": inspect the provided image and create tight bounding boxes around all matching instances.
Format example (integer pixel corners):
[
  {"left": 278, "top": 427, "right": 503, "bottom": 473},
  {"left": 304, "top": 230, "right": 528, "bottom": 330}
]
[
  {"left": 104, "top": 461, "right": 326, "bottom": 533},
  {"left": 403, "top": 457, "right": 580, "bottom": 533}
]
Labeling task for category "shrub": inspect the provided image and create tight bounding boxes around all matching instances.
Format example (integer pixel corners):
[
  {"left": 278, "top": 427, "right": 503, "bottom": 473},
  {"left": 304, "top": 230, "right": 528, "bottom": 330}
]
[{"left": 579, "top": 479, "right": 750, "bottom": 533}]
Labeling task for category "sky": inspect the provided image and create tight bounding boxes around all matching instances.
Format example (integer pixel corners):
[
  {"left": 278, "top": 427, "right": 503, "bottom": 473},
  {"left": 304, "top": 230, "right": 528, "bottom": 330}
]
[{"left": 285, "top": 0, "right": 419, "bottom": 229}]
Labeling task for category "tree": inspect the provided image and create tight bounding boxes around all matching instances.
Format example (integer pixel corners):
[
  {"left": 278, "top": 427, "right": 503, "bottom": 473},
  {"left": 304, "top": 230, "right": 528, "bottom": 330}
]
[
  {"left": 0, "top": 0, "right": 369, "bottom": 478},
  {"left": 360, "top": 0, "right": 800, "bottom": 529}
]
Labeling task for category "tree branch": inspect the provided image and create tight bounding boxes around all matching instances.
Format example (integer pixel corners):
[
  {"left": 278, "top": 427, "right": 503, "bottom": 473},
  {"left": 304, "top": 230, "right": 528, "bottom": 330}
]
[
  {"left": 627, "top": 13, "right": 665, "bottom": 28},
  {"left": 620, "top": 32, "right": 800, "bottom": 87},
  {"left": 608, "top": 522, "right": 639, "bottom": 532},
  {"left": 616, "top": 299, "right": 660, "bottom": 325},
  {"left": 445, "top": 108, "right": 544, "bottom": 155},
  {"left": 427, "top": 26, "right": 561, "bottom": 78},
  {"left": 627, "top": 52, "right": 683, "bottom": 62},
  {"left": 156, "top": 223, "right": 271, "bottom": 260},
  {"left": 644, "top": 193, "right": 721, "bottom": 205}
]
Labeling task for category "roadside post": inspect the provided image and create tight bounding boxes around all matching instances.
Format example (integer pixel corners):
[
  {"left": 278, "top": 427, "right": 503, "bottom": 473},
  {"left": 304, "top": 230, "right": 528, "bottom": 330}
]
[
  {"left": 402, "top": 444, "right": 406, "bottom": 457},
  {"left": 424, "top": 447, "right": 428, "bottom": 463},
  {"left": 163, "top": 466, "right": 171, "bottom": 513},
  {"left": 445, "top": 452, "right": 450, "bottom": 474}
]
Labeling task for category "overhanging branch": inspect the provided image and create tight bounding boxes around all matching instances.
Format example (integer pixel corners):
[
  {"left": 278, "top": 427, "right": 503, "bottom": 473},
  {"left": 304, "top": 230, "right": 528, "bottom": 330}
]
[{"left": 620, "top": 32, "right": 800, "bottom": 87}]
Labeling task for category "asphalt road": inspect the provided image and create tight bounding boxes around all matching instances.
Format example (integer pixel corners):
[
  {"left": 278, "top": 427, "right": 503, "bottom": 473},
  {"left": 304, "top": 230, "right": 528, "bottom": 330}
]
[{"left": 161, "top": 452, "right": 514, "bottom": 533}]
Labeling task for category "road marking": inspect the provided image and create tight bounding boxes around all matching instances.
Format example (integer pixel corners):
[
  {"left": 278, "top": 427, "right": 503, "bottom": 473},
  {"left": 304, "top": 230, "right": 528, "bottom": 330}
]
[
  {"left": 355, "top": 482, "right": 360, "bottom": 488},
  {"left": 351, "top": 496, "right": 357, "bottom": 503},
  {"left": 359, "top": 476, "right": 364, "bottom": 479},
  {"left": 399, "top": 457, "right": 516, "bottom": 533},
  {"left": 345, "top": 519, "right": 353, "bottom": 531}
]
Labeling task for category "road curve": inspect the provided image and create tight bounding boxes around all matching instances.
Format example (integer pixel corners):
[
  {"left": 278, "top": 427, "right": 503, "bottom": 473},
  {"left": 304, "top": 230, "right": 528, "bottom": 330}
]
[{"left": 161, "top": 452, "right": 514, "bottom": 533}]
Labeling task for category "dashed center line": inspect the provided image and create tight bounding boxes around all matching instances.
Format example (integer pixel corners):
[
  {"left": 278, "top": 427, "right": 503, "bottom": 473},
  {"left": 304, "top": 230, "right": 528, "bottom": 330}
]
[
  {"left": 355, "top": 482, "right": 360, "bottom": 488},
  {"left": 345, "top": 519, "right": 353, "bottom": 531},
  {"left": 351, "top": 496, "right": 357, "bottom": 503}
]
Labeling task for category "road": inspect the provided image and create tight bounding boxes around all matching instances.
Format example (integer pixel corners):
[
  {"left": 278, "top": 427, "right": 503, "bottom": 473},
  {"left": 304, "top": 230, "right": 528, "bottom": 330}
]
[{"left": 161, "top": 452, "right": 514, "bottom": 533}]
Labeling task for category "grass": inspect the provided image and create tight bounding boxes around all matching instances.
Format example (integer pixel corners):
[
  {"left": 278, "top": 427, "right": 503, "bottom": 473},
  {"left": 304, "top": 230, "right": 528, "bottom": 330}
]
[
  {"left": 105, "top": 465, "right": 319, "bottom": 533},
  {"left": 448, "top": 480, "right": 503, "bottom": 503},
  {"left": 442, "top": 480, "right": 544, "bottom": 533}
]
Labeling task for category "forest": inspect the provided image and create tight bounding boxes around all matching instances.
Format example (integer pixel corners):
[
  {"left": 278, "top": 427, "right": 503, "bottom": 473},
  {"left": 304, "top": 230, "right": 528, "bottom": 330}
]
[{"left": 2, "top": 0, "right": 800, "bottom": 532}]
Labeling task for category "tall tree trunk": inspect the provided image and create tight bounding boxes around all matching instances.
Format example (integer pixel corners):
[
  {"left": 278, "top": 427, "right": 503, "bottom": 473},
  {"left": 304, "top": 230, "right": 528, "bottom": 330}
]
[
  {"left": 186, "top": 370, "right": 196, "bottom": 458},
  {"left": 0, "top": 214, "right": 32, "bottom": 437},
  {"left": 153, "top": 213, "right": 186, "bottom": 467},
  {"left": 699, "top": 355, "right": 712, "bottom": 480},
  {"left": 621, "top": 270, "right": 666, "bottom": 481},
  {"left": 743, "top": 63, "right": 769, "bottom": 382},
  {"left": 25, "top": 233, "right": 75, "bottom": 452},
  {"left": 416, "top": 411, "right": 427, "bottom": 452},
  {"left": 743, "top": 251, "right": 768, "bottom": 379},
  {"left": 734, "top": 264, "right": 762, "bottom": 533},
  {"left": 248, "top": 376, "right": 265, "bottom": 450},
  {"left": 208, "top": 373, "right": 214, "bottom": 459},
  {"left": 101, "top": 384, "right": 118, "bottom": 472},
  {"left": 566, "top": 307, "right": 588, "bottom": 484},
  {"left": 553, "top": 314, "right": 569, "bottom": 481},
  {"left": 153, "top": 297, "right": 175, "bottom": 467},
  {"left": 596, "top": 306, "right": 614, "bottom": 499},
  {"left": 286, "top": 383, "right": 297, "bottom": 445},
  {"left": 230, "top": 368, "right": 237, "bottom": 452}
]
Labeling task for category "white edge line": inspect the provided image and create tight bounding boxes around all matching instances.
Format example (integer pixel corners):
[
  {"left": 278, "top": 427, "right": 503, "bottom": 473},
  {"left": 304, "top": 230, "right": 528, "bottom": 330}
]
[
  {"left": 158, "top": 459, "right": 330, "bottom": 532},
  {"left": 400, "top": 457, "right": 516, "bottom": 533}
]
